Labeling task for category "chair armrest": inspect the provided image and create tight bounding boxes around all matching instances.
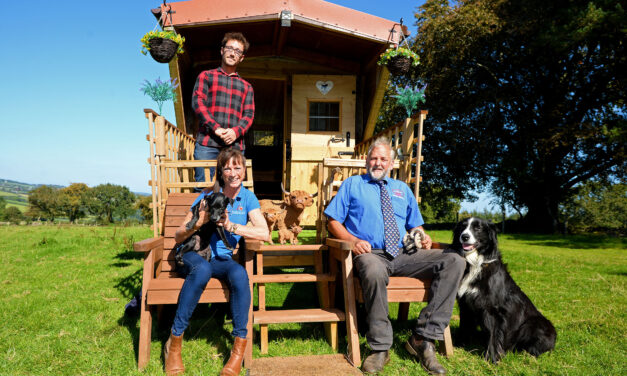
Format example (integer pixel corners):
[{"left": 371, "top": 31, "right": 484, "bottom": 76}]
[
  {"left": 244, "top": 238, "right": 263, "bottom": 251},
  {"left": 325, "top": 238, "right": 354, "bottom": 251},
  {"left": 133, "top": 237, "right": 164, "bottom": 252}
]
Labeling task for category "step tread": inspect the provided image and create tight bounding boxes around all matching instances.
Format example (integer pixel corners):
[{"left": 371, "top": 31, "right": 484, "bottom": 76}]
[{"left": 253, "top": 308, "right": 345, "bottom": 324}]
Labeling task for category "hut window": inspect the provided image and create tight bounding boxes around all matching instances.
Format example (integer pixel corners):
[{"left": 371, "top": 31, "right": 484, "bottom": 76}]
[{"left": 308, "top": 101, "right": 340, "bottom": 132}]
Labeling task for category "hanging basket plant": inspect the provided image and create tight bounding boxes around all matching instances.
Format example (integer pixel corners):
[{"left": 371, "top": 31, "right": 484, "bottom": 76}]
[
  {"left": 378, "top": 47, "right": 420, "bottom": 76},
  {"left": 141, "top": 30, "right": 185, "bottom": 63}
]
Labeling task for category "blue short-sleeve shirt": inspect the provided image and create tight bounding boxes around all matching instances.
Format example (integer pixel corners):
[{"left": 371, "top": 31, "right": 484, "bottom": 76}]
[
  {"left": 190, "top": 186, "right": 260, "bottom": 258},
  {"left": 323, "top": 174, "right": 424, "bottom": 250}
]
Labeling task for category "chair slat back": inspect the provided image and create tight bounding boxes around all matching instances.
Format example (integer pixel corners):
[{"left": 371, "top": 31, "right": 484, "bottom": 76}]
[{"left": 315, "top": 158, "right": 400, "bottom": 241}]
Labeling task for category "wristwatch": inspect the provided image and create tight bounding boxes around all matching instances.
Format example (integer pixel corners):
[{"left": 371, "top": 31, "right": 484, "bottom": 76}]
[{"left": 230, "top": 223, "right": 239, "bottom": 233}]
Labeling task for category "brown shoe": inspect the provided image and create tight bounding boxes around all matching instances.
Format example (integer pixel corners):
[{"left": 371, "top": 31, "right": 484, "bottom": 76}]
[
  {"left": 405, "top": 334, "right": 446, "bottom": 375},
  {"left": 361, "top": 350, "right": 390, "bottom": 374},
  {"left": 164, "top": 332, "right": 185, "bottom": 376},
  {"left": 220, "top": 337, "right": 247, "bottom": 376}
]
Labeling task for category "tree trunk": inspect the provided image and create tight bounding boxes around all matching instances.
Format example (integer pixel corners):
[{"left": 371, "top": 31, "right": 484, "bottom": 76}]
[{"left": 521, "top": 195, "right": 561, "bottom": 233}]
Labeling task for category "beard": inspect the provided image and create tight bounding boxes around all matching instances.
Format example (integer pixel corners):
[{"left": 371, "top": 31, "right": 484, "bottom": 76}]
[{"left": 368, "top": 166, "right": 390, "bottom": 181}]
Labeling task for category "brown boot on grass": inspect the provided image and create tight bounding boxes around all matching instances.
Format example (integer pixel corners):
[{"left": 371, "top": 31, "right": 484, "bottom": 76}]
[
  {"left": 405, "top": 334, "right": 446, "bottom": 375},
  {"left": 164, "top": 332, "right": 185, "bottom": 376},
  {"left": 220, "top": 337, "right": 247, "bottom": 376}
]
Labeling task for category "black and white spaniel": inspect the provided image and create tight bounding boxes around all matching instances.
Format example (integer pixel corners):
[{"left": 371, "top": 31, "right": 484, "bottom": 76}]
[{"left": 452, "top": 217, "right": 556, "bottom": 363}]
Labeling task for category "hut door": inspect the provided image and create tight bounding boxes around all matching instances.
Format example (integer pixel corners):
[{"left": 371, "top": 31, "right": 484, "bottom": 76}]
[{"left": 244, "top": 78, "right": 285, "bottom": 200}]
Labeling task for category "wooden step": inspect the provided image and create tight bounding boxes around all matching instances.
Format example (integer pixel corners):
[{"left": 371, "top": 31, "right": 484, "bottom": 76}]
[
  {"left": 252, "top": 273, "right": 335, "bottom": 283},
  {"left": 253, "top": 308, "right": 345, "bottom": 324},
  {"left": 254, "top": 244, "right": 329, "bottom": 252}
]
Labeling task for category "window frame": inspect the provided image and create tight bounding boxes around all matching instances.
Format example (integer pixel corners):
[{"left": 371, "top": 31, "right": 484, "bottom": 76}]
[{"left": 306, "top": 99, "right": 342, "bottom": 134}]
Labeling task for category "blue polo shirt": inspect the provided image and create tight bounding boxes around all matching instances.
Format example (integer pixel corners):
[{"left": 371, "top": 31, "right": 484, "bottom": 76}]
[
  {"left": 190, "top": 186, "right": 260, "bottom": 259},
  {"left": 324, "top": 174, "right": 424, "bottom": 250}
]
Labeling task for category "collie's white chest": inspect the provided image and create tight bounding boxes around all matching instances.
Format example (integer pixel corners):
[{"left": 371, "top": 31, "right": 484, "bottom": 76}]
[{"left": 458, "top": 252, "right": 483, "bottom": 298}]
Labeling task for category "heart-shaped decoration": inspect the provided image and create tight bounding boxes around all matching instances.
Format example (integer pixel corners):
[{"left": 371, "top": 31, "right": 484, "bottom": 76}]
[{"left": 315, "top": 80, "right": 334, "bottom": 95}]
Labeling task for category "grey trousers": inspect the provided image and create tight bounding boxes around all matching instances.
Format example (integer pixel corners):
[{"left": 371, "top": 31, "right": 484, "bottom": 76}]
[{"left": 354, "top": 248, "right": 465, "bottom": 351}]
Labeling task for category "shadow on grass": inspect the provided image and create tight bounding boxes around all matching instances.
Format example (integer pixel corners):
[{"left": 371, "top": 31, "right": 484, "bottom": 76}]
[{"left": 115, "top": 268, "right": 142, "bottom": 299}]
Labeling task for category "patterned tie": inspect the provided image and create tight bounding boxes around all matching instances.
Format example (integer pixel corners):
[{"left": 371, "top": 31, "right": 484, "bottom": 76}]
[{"left": 376, "top": 180, "right": 400, "bottom": 257}]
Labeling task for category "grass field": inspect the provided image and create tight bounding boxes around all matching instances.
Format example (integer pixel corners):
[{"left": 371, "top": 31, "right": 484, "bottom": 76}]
[{"left": 0, "top": 225, "right": 625, "bottom": 375}]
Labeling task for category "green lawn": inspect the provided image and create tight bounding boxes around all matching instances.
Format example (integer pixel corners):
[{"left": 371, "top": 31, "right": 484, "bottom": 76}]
[{"left": 0, "top": 226, "right": 624, "bottom": 375}]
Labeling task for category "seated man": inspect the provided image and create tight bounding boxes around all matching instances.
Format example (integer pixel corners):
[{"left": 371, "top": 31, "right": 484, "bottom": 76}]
[{"left": 324, "top": 137, "right": 465, "bottom": 375}]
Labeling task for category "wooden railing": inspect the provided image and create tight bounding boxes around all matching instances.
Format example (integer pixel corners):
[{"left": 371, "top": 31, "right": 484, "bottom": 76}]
[
  {"left": 354, "top": 110, "right": 427, "bottom": 202},
  {"left": 144, "top": 109, "right": 253, "bottom": 236}
]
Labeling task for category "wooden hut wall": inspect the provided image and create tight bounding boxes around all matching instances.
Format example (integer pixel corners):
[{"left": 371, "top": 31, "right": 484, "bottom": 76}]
[{"left": 290, "top": 74, "right": 356, "bottom": 225}]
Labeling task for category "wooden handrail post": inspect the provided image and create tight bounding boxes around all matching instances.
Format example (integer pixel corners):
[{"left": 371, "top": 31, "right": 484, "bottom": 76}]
[
  {"left": 414, "top": 111, "right": 427, "bottom": 201},
  {"left": 400, "top": 117, "right": 414, "bottom": 182},
  {"left": 155, "top": 116, "right": 167, "bottom": 158}
]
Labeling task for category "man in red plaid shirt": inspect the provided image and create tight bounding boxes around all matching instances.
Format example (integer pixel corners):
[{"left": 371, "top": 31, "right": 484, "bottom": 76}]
[{"left": 192, "top": 32, "right": 255, "bottom": 184}]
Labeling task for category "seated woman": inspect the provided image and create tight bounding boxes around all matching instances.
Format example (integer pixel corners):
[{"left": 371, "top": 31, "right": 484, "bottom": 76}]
[{"left": 164, "top": 148, "right": 269, "bottom": 376}]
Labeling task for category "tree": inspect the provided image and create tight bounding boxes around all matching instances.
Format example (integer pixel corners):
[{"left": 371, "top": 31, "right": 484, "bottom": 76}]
[
  {"left": 28, "top": 185, "right": 60, "bottom": 222},
  {"left": 0, "top": 197, "right": 6, "bottom": 219},
  {"left": 398, "top": 0, "right": 627, "bottom": 232},
  {"left": 561, "top": 180, "right": 626, "bottom": 234},
  {"left": 85, "top": 184, "right": 136, "bottom": 223},
  {"left": 3, "top": 206, "right": 25, "bottom": 224},
  {"left": 58, "top": 183, "right": 89, "bottom": 223},
  {"left": 135, "top": 195, "right": 153, "bottom": 223}
]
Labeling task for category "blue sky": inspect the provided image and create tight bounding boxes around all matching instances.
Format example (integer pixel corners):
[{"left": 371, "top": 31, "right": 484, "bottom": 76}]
[{"left": 0, "top": 0, "right": 489, "bottom": 212}]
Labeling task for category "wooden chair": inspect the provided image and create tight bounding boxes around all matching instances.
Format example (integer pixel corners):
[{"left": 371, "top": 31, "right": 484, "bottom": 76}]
[
  {"left": 326, "top": 239, "right": 454, "bottom": 368},
  {"left": 317, "top": 158, "right": 454, "bottom": 367},
  {"left": 132, "top": 193, "right": 255, "bottom": 369}
]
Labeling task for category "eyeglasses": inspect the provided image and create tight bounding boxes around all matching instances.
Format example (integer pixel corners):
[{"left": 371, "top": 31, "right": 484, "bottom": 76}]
[{"left": 223, "top": 45, "right": 244, "bottom": 56}]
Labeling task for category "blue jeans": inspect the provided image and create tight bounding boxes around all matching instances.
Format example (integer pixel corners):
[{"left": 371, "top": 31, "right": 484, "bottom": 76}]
[
  {"left": 193, "top": 142, "right": 220, "bottom": 184},
  {"left": 171, "top": 251, "right": 251, "bottom": 338}
]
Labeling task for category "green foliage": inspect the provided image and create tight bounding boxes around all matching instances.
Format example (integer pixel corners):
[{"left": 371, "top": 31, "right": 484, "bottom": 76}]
[
  {"left": 384, "top": 0, "right": 627, "bottom": 233},
  {"left": 418, "top": 185, "right": 461, "bottom": 224},
  {"left": 378, "top": 47, "right": 420, "bottom": 66},
  {"left": 140, "top": 30, "right": 185, "bottom": 55},
  {"left": 84, "top": 184, "right": 136, "bottom": 223},
  {"left": 58, "top": 183, "right": 89, "bottom": 224},
  {"left": 2, "top": 206, "right": 25, "bottom": 224},
  {"left": 140, "top": 77, "right": 179, "bottom": 115},
  {"left": 393, "top": 84, "right": 427, "bottom": 118},
  {"left": 562, "top": 181, "right": 627, "bottom": 234},
  {"left": 134, "top": 195, "right": 153, "bottom": 223},
  {"left": 27, "top": 185, "right": 60, "bottom": 222}
]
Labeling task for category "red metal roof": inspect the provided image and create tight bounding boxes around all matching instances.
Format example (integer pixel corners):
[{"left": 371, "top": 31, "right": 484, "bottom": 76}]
[{"left": 157, "top": 0, "right": 406, "bottom": 44}]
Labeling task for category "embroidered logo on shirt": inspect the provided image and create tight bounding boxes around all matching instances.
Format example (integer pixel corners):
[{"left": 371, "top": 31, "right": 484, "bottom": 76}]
[
  {"left": 229, "top": 205, "right": 245, "bottom": 216},
  {"left": 392, "top": 189, "right": 405, "bottom": 199}
]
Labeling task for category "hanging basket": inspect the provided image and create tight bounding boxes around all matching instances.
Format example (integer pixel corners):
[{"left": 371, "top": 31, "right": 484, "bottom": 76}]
[
  {"left": 387, "top": 56, "right": 412, "bottom": 76},
  {"left": 148, "top": 38, "right": 178, "bottom": 63}
]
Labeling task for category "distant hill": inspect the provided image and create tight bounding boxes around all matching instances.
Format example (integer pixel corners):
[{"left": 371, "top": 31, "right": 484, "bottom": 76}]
[
  {"left": 0, "top": 178, "right": 64, "bottom": 194},
  {"left": 0, "top": 179, "right": 150, "bottom": 210},
  {"left": 0, "top": 179, "right": 39, "bottom": 211}
]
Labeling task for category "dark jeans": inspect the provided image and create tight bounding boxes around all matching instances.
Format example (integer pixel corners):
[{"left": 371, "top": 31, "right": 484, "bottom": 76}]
[
  {"left": 193, "top": 142, "right": 220, "bottom": 184},
  {"left": 171, "top": 252, "right": 250, "bottom": 338},
  {"left": 354, "top": 248, "right": 465, "bottom": 350}
]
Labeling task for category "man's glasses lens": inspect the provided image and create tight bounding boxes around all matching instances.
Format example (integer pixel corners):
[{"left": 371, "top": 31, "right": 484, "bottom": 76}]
[{"left": 224, "top": 46, "right": 243, "bottom": 56}]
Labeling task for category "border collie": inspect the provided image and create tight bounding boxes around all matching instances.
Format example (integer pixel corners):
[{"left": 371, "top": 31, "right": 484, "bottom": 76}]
[{"left": 452, "top": 217, "right": 556, "bottom": 363}]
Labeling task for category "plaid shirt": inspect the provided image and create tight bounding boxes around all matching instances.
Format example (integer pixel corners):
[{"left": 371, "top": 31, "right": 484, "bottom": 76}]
[{"left": 192, "top": 67, "right": 255, "bottom": 150}]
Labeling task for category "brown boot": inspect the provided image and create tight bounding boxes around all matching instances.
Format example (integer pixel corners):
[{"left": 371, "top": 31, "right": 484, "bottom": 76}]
[
  {"left": 164, "top": 332, "right": 185, "bottom": 376},
  {"left": 220, "top": 337, "right": 247, "bottom": 376},
  {"left": 405, "top": 334, "right": 446, "bottom": 375}
]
